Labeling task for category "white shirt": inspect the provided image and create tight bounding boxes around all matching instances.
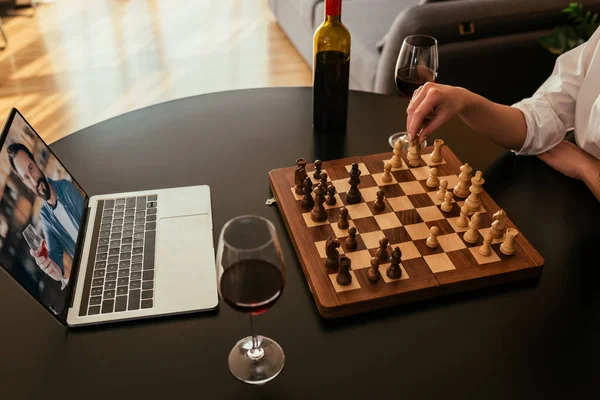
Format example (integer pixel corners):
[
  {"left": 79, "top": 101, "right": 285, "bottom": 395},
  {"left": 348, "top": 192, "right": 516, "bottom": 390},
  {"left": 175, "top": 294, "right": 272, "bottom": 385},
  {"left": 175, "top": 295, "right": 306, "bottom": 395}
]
[
  {"left": 53, "top": 199, "right": 79, "bottom": 244},
  {"left": 512, "top": 27, "right": 600, "bottom": 159}
]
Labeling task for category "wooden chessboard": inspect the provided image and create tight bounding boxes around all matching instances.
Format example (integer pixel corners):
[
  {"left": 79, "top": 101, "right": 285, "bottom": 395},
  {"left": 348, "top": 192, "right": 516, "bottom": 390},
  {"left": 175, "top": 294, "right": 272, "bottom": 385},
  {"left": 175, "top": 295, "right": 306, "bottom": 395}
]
[{"left": 268, "top": 144, "right": 544, "bottom": 319}]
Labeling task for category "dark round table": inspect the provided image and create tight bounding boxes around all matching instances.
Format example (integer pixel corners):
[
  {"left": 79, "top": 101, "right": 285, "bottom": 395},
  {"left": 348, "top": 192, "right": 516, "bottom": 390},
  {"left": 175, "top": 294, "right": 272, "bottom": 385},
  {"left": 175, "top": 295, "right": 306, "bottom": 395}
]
[{"left": 1, "top": 88, "right": 599, "bottom": 399}]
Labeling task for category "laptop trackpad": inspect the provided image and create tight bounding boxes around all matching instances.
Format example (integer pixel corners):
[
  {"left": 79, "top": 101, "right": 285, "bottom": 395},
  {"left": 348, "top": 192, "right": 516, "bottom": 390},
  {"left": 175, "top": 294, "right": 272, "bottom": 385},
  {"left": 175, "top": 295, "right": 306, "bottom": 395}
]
[{"left": 156, "top": 214, "right": 218, "bottom": 311}]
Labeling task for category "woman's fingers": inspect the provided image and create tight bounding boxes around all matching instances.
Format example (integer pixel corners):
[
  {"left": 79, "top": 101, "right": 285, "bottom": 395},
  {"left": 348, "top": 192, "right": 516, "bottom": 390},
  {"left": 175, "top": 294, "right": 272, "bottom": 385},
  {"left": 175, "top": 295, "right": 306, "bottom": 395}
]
[
  {"left": 406, "top": 84, "right": 430, "bottom": 141},
  {"left": 419, "top": 108, "right": 451, "bottom": 141},
  {"left": 407, "top": 89, "right": 441, "bottom": 140}
]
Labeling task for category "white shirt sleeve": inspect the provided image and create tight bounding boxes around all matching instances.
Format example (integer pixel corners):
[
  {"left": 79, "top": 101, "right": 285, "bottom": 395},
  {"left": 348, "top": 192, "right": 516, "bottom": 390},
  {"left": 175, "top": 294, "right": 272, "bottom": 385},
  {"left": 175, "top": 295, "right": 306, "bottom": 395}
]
[{"left": 511, "top": 29, "right": 600, "bottom": 155}]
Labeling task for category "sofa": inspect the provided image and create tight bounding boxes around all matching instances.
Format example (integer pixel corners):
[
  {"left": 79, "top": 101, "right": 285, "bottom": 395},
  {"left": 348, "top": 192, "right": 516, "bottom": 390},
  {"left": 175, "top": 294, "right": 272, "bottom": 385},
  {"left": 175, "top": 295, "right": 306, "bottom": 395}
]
[{"left": 269, "top": 0, "right": 600, "bottom": 105}]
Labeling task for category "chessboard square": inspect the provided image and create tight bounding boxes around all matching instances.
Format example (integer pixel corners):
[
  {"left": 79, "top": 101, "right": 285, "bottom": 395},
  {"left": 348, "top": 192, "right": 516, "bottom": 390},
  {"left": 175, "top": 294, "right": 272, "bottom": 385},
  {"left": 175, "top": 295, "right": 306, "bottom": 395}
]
[
  {"left": 331, "top": 178, "right": 350, "bottom": 194},
  {"left": 329, "top": 271, "right": 361, "bottom": 292},
  {"left": 388, "top": 196, "right": 415, "bottom": 212},
  {"left": 345, "top": 163, "right": 369, "bottom": 175},
  {"left": 330, "top": 220, "right": 356, "bottom": 238},
  {"left": 447, "top": 217, "right": 469, "bottom": 233},
  {"left": 374, "top": 212, "right": 402, "bottom": 230},
  {"left": 399, "top": 181, "right": 426, "bottom": 195},
  {"left": 416, "top": 206, "right": 445, "bottom": 222},
  {"left": 396, "top": 209, "right": 423, "bottom": 226},
  {"left": 383, "top": 159, "right": 408, "bottom": 171},
  {"left": 380, "top": 184, "right": 406, "bottom": 199},
  {"left": 346, "top": 203, "right": 372, "bottom": 220},
  {"left": 440, "top": 175, "right": 460, "bottom": 189},
  {"left": 379, "top": 263, "right": 410, "bottom": 282},
  {"left": 358, "top": 175, "right": 377, "bottom": 189},
  {"left": 372, "top": 172, "right": 398, "bottom": 186},
  {"left": 422, "top": 153, "right": 447, "bottom": 166},
  {"left": 424, "top": 253, "right": 456, "bottom": 273},
  {"left": 290, "top": 187, "right": 303, "bottom": 201},
  {"left": 361, "top": 186, "right": 381, "bottom": 202},
  {"left": 360, "top": 231, "right": 386, "bottom": 249},
  {"left": 409, "top": 166, "right": 432, "bottom": 181},
  {"left": 303, "top": 212, "right": 329, "bottom": 227},
  {"left": 315, "top": 240, "right": 345, "bottom": 258},
  {"left": 352, "top": 216, "right": 380, "bottom": 233},
  {"left": 469, "top": 246, "right": 501, "bottom": 265},
  {"left": 478, "top": 228, "right": 505, "bottom": 244},
  {"left": 397, "top": 241, "right": 421, "bottom": 260},
  {"left": 438, "top": 233, "right": 467, "bottom": 252},
  {"left": 345, "top": 250, "right": 373, "bottom": 269},
  {"left": 408, "top": 193, "right": 435, "bottom": 208},
  {"left": 323, "top": 194, "right": 343, "bottom": 210},
  {"left": 404, "top": 222, "right": 431, "bottom": 240}
]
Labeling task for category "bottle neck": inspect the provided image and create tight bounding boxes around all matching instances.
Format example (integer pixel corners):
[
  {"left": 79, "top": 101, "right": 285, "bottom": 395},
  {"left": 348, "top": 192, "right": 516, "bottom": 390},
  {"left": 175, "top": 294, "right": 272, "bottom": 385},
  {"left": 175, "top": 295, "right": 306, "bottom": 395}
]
[
  {"left": 325, "top": 15, "right": 341, "bottom": 24},
  {"left": 325, "top": 0, "right": 342, "bottom": 21}
]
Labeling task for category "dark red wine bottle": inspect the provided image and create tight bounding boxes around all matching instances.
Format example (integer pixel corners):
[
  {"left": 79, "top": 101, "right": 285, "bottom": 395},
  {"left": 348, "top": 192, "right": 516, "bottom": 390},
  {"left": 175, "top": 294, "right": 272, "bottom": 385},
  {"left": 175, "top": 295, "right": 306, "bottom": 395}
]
[{"left": 312, "top": 0, "right": 351, "bottom": 135}]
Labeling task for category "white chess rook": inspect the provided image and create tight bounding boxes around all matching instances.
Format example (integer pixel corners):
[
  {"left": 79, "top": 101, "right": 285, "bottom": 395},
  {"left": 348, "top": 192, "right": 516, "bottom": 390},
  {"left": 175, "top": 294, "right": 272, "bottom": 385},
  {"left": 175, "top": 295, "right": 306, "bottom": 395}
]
[{"left": 500, "top": 228, "right": 519, "bottom": 255}]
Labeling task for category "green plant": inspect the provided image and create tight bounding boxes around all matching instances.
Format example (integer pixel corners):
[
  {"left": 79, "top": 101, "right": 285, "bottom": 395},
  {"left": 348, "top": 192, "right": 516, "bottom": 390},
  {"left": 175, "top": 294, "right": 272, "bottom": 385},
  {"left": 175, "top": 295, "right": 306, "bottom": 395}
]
[{"left": 539, "top": 2, "right": 599, "bottom": 55}]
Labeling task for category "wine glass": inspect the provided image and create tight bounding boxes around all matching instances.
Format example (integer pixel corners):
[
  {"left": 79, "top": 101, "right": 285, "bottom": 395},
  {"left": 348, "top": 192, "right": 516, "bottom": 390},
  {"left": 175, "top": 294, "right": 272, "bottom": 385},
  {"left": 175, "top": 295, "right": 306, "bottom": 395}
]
[
  {"left": 216, "top": 215, "right": 286, "bottom": 385},
  {"left": 23, "top": 224, "right": 68, "bottom": 290},
  {"left": 389, "top": 34, "right": 439, "bottom": 148}
]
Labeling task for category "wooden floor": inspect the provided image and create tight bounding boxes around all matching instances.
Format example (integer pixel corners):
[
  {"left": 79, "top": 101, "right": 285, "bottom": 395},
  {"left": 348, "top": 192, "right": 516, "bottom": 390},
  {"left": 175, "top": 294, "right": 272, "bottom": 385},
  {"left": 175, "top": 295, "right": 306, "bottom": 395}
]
[{"left": 0, "top": 0, "right": 312, "bottom": 143}]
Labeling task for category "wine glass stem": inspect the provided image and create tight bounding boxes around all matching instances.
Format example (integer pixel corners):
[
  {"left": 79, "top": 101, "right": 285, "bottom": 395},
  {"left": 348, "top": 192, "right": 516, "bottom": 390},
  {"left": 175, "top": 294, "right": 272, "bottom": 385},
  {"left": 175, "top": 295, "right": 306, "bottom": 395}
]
[{"left": 247, "top": 314, "right": 264, "bottom": 360}]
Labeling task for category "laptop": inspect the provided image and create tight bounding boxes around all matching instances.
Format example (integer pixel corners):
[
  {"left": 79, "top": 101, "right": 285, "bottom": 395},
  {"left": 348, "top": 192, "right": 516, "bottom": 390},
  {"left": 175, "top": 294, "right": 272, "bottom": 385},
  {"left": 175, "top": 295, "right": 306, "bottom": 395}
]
[{"left": 0, "top": 108, "right": 219, "bottom": 327}]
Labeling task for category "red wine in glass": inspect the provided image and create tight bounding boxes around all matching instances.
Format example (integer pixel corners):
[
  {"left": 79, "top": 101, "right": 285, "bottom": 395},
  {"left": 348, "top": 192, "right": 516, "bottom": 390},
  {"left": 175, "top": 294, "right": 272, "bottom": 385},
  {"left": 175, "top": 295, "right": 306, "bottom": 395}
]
[
  {"left": 220, "top": 259, "right": 285, "bottom": 316},
  {"left": 38, "top": 240, "right": 49, "bottom": 259},
  {"left": 395, "top": 66, "right": 436, "bottom": 99}
]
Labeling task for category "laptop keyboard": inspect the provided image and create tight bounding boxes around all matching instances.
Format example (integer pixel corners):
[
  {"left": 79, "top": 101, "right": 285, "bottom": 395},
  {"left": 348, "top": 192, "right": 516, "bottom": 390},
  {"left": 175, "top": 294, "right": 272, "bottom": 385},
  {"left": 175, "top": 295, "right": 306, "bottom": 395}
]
[{"left": 83, "top": 195, "right": 158, "bottom": 316}]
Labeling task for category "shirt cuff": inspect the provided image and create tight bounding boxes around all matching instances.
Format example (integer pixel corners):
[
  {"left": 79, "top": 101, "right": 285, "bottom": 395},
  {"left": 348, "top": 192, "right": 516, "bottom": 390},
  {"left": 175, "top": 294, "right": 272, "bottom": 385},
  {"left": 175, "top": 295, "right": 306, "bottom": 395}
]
[
  {"left": 510, "top": 98, "right": 567, "bottom": 156},
  {"left": 510, "top": 100, "right": 535, "bottom": 155}
]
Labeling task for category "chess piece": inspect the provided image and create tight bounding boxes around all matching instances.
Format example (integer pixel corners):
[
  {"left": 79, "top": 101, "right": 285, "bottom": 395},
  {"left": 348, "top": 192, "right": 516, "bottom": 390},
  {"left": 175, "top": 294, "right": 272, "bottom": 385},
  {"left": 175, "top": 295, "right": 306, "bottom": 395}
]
[
  {"left": 382, "top": 163, "right": 393, "bottom": 183},
  {"left": 326, "top": 184, "right": 337, "bottom": 206},
  {"left": 295, "top": 158, "right": 308, "bottom": 195},
  {"left": 313, "top": 159, "right": 323, "bottom": 180},
  {"left": 463, "top": 211, "right": 482, "bottom": 244},
  {"left": 436, "top": 179, "right": 448, "bottom": 201},
  {"left": 375, "top": 237, "right": 389, "bottom": 261},
  {"left": 310, "top": 183, "right": 327, "bottom": 222},
  {"left": 325, "top": 236, "right": 341, "bottom": 269},
  {"left": 456, "top": 204, "right": 470, "bottom": 228},
  {"left": 426, "top": 226, "right": 440, "bottom": 248},
  {"left": 465, "top": 171, "right": 484, "bottom": 213},
  {"left": 337, "top": 207, "right": 349, "bottom": 229},
  {"left": 336, "top": 256, "right": 352, "bottom": 286},
  {"left": 301, "top": 176, "right": 314, "bottom": 210},
  {"left": 345, "top": 162, "right": 362, "bottom": 204},
  {"left": 426, "top": 167, "right": 440, "bottom": 188},
  {"left": 368, "top": 257, "right": 380, "bottom": 281},
  {"left": 320, "top": 171, "right": 328, "bottom": 189},
  {"left": 478, "top": 229, "right": 494, "bottom": 256},
  {"left": 346, "top": 227, "right": 358, "bottom": 251},
  {"left": 407, "top": 139, "right": 421, "bottom": 167},
  {"left": 391, "top": 140, "right": 403, "bottom": 168},
  {"left": 441, "top": 191, "right": 453, "bottom": 212},
  {"left": 491, "top": 209, "right": 507, "bottom": 239},
  {"left": 500, "top": 228, "right": 519, "bottom": 255},
  {"left": 386, "top": 247, "right": 403, "bottom": 279},
  {"left": 373, "top": 190, "right": 386, "bottom": 211},
  {"left": 430, "top": 139, "right": 444, "bottom": 163},
  {"left": 453, "top": 163, "right": 473, "bottom": 198}
]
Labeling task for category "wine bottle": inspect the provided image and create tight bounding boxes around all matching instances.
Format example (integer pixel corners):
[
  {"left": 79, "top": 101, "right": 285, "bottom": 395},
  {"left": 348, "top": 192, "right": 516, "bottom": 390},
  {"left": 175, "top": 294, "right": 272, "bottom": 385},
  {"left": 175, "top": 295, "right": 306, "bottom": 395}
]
[{"left": 312, "top": 0, "right": 351, "bottom": 135}]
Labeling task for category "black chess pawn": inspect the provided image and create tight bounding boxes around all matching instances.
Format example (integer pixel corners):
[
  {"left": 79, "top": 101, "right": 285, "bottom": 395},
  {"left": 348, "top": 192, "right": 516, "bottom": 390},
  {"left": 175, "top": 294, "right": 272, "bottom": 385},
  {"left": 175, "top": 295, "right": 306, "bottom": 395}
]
[
  {"left": 325, "top": 236, "right": 341, "bottom": 270},
  {"left": 320, "top": 172, "right": 328, "bottom": 189},
  {"left": 313, "top": 160, "right": 323, "bottom": 180},
  {"left": 326, "top": 184, "right": 337, "bottom": 206},
  {"left": 337, "top": 207, "right": 349, "bottom": 229},
  {"left": 373, "top": 189, "right": 385, "bottom": 212},
  {"left": 368, "top": 257, "right": 380, "bottom": 281},
  {"left": 375, "top": 237, "right": 389, "bottom": 261},
  {"left": 345, "top": 162, "right": 362, "bottom": 204},
  {"left": 310, "top": 183, "right": 327, "bottom": 222},
  {"left": 386, "top": 247, "right": 403, "bottom": 279},
  {"left": 336, "top": 256, "right": 352, "bottom": 286},
  {"left": 301, "top": 176, "right": 314, "bottom": 210},
  {"left": 295, "top": 158, "right": 307, "bottom": 195},
  {"left": 345, "top": 227, "right": 357, "bottom": 251}
]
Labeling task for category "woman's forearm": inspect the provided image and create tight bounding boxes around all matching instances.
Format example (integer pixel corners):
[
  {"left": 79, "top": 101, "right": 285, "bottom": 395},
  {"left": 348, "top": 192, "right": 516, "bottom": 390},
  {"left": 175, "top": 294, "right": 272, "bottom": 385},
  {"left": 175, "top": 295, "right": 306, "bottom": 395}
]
[{"left": 457, "top": 88, "right": 528, "bottom": 151}]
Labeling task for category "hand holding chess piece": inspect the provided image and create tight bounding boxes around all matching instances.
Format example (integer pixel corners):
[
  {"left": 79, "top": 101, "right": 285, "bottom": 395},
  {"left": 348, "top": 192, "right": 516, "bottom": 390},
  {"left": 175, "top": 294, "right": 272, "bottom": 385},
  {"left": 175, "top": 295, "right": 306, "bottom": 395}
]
[
  {"left": 500, "top": 228, "right": 519, "bottom": 255},
  {"left": 336, "top": 256, "right": 352, "bottom": 286}
]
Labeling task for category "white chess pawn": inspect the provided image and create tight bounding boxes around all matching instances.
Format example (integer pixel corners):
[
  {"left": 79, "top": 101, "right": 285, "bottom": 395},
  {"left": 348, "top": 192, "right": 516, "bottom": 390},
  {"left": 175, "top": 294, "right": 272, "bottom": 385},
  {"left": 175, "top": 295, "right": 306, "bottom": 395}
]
[
  {"left": 430, "top": 139, "right": 444, "bottom": 163},
  {"left": 478, "top": 229, "right": 493, "bottom": 256},
  {"left": 382, "top": 163, "right": 393, "bottom": 183},
  {"left": 426, "top": 226, "right": 440, "bottom": 248},
  {"left": 436, "top": 179, "right": 448, "bottom": 201},
  {"left": 407, "top": 140, "right": 421, "bottom": 168},
  {"left": 391, "top": 140, "right": 403, "bottom": 168},
  {"left": 500, "top": 228, "right": 519, "bottom": 255},
  {"left": 463, "top": 211, "right": 481, "bottom": 244},
  {"left": 441, "top": 191, "right": 453, "bottom": 212},
  {"left": 426, "top": 167, "right": 440, "bottom": 188},
  {"left": 456, "top": 205, "right": 470, "bottom": 228}
]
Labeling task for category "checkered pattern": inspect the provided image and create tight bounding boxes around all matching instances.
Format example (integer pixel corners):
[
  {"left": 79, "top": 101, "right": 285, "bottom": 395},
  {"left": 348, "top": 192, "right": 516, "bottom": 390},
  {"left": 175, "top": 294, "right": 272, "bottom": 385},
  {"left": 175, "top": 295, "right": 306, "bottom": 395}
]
[{"left": 292, "top": 156, "right": 497, "bottom": 292}]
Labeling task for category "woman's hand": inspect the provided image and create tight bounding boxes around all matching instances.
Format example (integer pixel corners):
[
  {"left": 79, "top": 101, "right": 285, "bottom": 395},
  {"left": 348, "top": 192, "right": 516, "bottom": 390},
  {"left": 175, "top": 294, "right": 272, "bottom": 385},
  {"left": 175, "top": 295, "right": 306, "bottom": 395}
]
[
  {"left": 406, "top": 83, "right": 471, "bottom": 143},
  {"left": 537, "top": 141, "right": 599, "bottom": 180}
]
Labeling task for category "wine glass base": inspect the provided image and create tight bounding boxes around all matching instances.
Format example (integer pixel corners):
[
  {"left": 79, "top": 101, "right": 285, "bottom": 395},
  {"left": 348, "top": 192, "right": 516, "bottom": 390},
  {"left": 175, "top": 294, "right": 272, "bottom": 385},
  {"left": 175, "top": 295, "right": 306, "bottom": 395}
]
[
  {"left": 388, "top": 132, "right": 427, "bottom": 149},
  {"left": 228, "top": 335, "right": 285, "bottom": 385}
]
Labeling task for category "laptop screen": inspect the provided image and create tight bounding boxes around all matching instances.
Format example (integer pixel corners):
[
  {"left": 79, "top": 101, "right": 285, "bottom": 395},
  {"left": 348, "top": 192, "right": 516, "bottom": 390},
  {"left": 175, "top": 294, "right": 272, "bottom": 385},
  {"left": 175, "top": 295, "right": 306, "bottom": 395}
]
[{"left": 0, "top": 109, "right": 87, "bottom": 323}]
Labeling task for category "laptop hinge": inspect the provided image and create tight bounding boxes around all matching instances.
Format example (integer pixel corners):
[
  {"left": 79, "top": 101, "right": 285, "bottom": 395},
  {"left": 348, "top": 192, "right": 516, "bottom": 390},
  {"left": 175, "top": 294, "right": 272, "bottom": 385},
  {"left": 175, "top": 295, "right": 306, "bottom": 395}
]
[{"left": 68, "top": 197, "right": 91, "bottom": 309}]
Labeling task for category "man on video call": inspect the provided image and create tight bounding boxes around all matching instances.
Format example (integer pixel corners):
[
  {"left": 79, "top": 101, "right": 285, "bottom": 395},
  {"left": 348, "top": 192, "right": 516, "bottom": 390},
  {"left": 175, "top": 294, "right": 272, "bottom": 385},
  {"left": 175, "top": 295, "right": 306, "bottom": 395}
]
[{"left": 7, "top": 143, "right": 84, "bottom": 283}]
